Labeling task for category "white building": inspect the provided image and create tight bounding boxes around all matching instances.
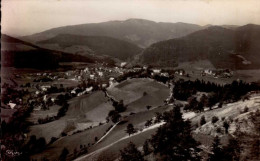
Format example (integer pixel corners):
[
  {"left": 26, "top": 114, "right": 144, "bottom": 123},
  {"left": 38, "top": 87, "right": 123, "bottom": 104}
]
[
  {"left": 51, "top": 98, "right": 55, "bottom": 102},
  {"left": 41, "top": 85, "right": 51, "bottom": 91},
  {"left": 120, "top": 62, "right": 127, "bottom": 67},
  {"left": 98, "top": 71, "right": 104, "bottom": 77},
  {"left": 84, "top": 67, "right": 89, "bottom": 73},
  {"left": 8, "top": 102, "right": 17, "bottom": 109},
  {"left": 86, "top": 86, "right": 93, "bottom": 92},
  {"left": 204, "top": 69, "right": 213, "bottom": 75},
  {"left": 153, "top": 69, "right": 161, "bottom": 74},
  {"left": 90, "top": 75, "right": 95, "bottom": 80},
  {"left": 161, "top": 72, "right": 169, "bottom": 77},
  {"left": 102, "top": 84, "right": 108, "bottom": 88}
]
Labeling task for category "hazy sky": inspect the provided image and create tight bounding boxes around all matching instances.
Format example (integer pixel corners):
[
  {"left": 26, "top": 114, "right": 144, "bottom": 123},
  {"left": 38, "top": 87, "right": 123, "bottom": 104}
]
[{"left": 2, "top": 0, "right": 260, "bottom": 37}]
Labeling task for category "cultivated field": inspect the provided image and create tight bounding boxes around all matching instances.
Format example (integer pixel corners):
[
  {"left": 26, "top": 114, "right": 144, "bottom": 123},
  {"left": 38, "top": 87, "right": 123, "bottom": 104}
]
[
  {"left": 28, "top": 91, "right": 113, "bottom": 143},
  {"left": 29, "top": 78, "right": 170, "bottom": 161},
  {"left": 107, "top": 78, "right": 169, "bottom": 113}
]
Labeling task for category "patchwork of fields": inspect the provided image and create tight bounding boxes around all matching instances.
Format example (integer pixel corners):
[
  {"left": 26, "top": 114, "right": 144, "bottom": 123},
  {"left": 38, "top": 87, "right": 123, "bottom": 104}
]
[{"left": 30, "top": 78, "right": 170, "bottom": 160}]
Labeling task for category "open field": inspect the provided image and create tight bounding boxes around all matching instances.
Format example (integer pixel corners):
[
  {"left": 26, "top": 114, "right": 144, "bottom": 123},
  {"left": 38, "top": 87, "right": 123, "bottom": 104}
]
[
  {"left": 27, "top": 105, "right": 60, "bottom": 124},
  {"left": 234, "top": 70, "right": 260, "bottom": 83},
  {"left": 107, "top": 78, "right": 169, "bottom": 113},
  {"left": 175, "top": 60, "right": 216, "bottom": 71},
  {"left": 31, "top": 122, "right": 113, "bottom": 161},
  {"left": 64, "top": 91, "right": 113, "bottom": 122},
  {"left": 161, "top": 60, "right": 260, "bottom": 85},
  {"left": 28, "top": 91, "right": 113, "bottom": 143}
]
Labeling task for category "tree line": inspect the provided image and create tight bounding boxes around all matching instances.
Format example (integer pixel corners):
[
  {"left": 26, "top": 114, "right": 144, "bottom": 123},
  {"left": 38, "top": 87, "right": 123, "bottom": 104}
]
[{"left": 173, "top": 79, "right": 259, "bottom": 112}]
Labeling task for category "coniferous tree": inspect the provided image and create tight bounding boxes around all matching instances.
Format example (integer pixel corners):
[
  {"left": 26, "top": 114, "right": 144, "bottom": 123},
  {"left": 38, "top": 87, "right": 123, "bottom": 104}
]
[
  {"left": 150, "top": 106, "right": 201, "bottom": 161},
  {"left": 145, "top": 119, "right": 153, "bottom": 127},
  {"left": 223, "top": 121, "right": 230, "bottom": 134},
  {"left": 119, "top": 142, "right": 145, "bottom": 161},
  {"left": 223, "top": 137, "right": 241, "bottom": 161},
  {"left": 208, "top": 136, "right": 224, "bottom": 161},
  {"left": 115, "top": 100, "right": 127, "bottom": 112},
  {"left": 154, "top": 112, "right": 163, "bottom": 123},
  {"left": 143, "top": 140, "right": 151, "bottom": 155},
  {"left": 126, "top": 124, "right": 136, "bottom": 136},
  {"left": 200, "top": 115, "right": 206, "bottom": 126},
  {"left": 108, "top": 110, "right": 121, "bottom": 123},
  {"left": 59, "top": 147, "right": 69, "bottom": 161}
]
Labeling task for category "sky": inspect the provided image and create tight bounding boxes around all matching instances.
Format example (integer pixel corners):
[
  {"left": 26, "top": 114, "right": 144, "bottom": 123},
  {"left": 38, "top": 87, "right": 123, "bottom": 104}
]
[{"left": 2, "top": 0, "right": 260, "bottom": 37}]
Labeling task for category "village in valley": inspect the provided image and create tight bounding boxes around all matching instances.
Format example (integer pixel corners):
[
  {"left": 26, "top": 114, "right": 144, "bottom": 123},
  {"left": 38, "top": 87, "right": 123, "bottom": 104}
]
[
  {"left": 2, "top": 57, "right": 260, "bottom": 161},
  {"left": 1, "top": 61, "right": 235, "bottom": 117}
]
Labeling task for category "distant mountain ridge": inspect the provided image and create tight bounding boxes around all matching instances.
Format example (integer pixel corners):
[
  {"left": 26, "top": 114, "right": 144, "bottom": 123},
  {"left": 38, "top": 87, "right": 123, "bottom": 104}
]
[
  {"left": 141, "top": 24, "right": 260, "bottom": 69},
  {"left": 22, "top": 19, "right": 203, "bottom": 48}
]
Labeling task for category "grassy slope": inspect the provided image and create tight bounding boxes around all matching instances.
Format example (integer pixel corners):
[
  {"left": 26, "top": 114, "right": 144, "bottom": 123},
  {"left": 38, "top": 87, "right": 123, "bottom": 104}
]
[
  {"left": 28, "top": 91, "right": 113, "bottom": 143},
  {"left": 193, "top": 94, "right": 260, "bottom": 137},
  {"left": 107, "top": 78, "right": 169, "bottom": 108},
  {"left": 27, "top": 105, "right": 60, "bottom": 124},
  {"left": 77, "top": 106, "right": 172, "bottom": 161},
  {"left": 31, "top": 122, "right": 113, "bottom": 161},
  {"left": 75, "top": 94, "right": 260, "bottom": 161}
]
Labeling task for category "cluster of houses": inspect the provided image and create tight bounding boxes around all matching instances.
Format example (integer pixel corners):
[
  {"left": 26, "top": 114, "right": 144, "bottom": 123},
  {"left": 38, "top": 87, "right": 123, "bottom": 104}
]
[
  {"left": 174, "top": 69, "right": 185, "bottom": 76},
  {"left": 71, "top": 86, "right": 93, "bottom": 97},
  {"left": 32, "top": 72, "right": 59, "bottom": 82},
  {"left": 151, "top": 69, "right": 170, "bottom": 77},
  {"left": 201, "top": 69, "right": 233, "bottom": 78},
  {"left": 65, "top": 65, "right": 127, "bottom": 82}
]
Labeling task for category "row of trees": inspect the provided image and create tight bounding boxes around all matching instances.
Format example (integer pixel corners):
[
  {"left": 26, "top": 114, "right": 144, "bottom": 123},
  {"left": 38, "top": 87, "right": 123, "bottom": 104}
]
[
  {"left": 115, "top": 68, "right": 173, "bottom": 84},
  {"left": 174, "top": 79, "right": 259, "bottom": 111}
]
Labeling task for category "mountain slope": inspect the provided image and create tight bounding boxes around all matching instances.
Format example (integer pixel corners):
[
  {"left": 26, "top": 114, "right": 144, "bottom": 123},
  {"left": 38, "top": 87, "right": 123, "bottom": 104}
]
[
  {"left": 1, "top": 34, "right": 99, "bottom": 69},
  {"left": 141, "top": 24, "right": 260, "bottom": 69},
  {"left": 37, "top": 34, "right": 142, "bottom": 61},
  {"left": 22, "top": 19, "right": 202, "bottom": 48}
]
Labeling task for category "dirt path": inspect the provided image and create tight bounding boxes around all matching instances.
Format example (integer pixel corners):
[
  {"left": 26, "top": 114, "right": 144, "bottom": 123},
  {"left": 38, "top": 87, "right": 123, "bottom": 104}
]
[
  {"left": 96, "top": 122, "right": 119, "bottom": 144},
  {"left": 73, "top": 122, "right": 165, "bottom": 161},
  {"left": 73, "top": 112, "right": 196, "bottom": 161}
]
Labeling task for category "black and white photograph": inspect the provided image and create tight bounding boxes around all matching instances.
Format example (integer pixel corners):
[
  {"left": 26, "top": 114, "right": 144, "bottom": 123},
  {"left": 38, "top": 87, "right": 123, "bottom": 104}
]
[{"left": 1, "top": 0, "right": 260, "bottom": 160}]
